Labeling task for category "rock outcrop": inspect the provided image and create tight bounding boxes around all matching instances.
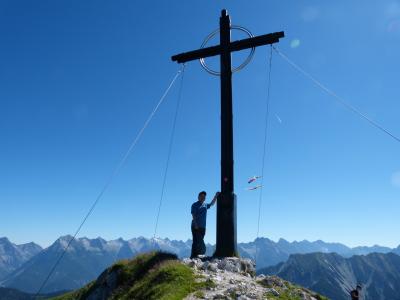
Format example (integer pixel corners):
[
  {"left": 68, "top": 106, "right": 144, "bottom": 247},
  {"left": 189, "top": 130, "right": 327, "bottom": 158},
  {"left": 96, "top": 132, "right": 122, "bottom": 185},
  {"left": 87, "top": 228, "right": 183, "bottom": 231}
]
[{"left": 182, "top": 256, "right": 328, "bottom": 299}]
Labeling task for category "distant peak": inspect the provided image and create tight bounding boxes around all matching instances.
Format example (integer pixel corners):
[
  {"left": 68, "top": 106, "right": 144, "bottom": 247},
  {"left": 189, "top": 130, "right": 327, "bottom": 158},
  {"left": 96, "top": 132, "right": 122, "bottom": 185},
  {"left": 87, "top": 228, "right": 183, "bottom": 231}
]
[
  {"left": 278, "top": 238, "right": 289, "bottom": 244},
  {"left": 254, "top": 237, "right": 270, "bottom": 242},
  {"left": 55, "top": 235, "right": 74, "bottom": 244},
  {"left": 59, "top": 234, "right": 73, "bottom": 239},
  {"left": 19, "top": 241, "right": 42, "bottom": 248},
  {"left": 0, "top": 237, "right": 10, "bottom": 243}
]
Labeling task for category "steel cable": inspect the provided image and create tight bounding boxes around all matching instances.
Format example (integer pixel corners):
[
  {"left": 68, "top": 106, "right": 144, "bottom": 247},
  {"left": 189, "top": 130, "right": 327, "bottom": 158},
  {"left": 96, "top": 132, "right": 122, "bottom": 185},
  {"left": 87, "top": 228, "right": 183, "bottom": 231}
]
[
  {"left": 153, "top": 64, "right": 186, "bottom": 241},
  {"left": 255, "top": 46, "right": 274, "bottom": 266},
  {"left": 273, "top": 46, "right": 400, "bottom": 144},
  {"left": 34, "top": 65, "right": 185, "bottom": 296}
]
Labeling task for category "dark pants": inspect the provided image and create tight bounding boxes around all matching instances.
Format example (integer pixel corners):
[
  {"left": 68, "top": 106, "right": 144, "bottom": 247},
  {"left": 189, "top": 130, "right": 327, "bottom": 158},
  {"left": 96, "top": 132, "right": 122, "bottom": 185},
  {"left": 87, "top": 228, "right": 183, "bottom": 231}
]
[{"left": 191, "top": 226, "right": 206, "bottom": 258}]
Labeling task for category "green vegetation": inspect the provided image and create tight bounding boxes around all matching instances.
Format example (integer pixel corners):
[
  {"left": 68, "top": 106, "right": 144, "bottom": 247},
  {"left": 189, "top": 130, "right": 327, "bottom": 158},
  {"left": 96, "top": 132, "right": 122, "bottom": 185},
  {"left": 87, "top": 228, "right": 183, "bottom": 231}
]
[
  {"left": 193, "top": 290, "right": 205, "bottom": 298},
  {"left": 259, "top": 277, "right": 329, "bottom": 300},
  {"left": 52, "top": 251, "right": 214, "bottom": 300},
  {"left": 50, "top": 282, "right": 95, "bottom": 300}
]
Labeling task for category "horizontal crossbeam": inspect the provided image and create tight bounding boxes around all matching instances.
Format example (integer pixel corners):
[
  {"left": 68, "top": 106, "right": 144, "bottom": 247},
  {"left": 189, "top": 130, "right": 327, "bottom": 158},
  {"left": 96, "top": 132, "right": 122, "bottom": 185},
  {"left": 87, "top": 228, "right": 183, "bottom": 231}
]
[{"left": 171, "top": 31, "right": 284, "bottom": 64}]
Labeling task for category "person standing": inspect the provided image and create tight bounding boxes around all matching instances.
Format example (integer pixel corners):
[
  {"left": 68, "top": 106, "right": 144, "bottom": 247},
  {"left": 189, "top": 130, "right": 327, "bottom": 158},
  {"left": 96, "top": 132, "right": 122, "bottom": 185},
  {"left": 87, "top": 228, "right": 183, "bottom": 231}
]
[{"left": 190, "top": 191, "right": 219, "bottom": 259}]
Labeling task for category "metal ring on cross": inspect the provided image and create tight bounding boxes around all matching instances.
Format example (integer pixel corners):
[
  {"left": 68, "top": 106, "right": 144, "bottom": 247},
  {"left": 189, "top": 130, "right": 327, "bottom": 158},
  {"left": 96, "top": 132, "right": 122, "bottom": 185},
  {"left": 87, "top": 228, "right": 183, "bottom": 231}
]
[{"left": 199, "top": 25, "right": 255, "bottom": 76}]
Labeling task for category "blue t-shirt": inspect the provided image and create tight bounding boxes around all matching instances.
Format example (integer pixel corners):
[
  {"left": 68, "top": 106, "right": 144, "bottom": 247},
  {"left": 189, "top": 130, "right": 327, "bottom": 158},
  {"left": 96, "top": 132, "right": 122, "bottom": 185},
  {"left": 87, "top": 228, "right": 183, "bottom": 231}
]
[{"left": 191, "top": 201, "right": 211, "bottom": 228}]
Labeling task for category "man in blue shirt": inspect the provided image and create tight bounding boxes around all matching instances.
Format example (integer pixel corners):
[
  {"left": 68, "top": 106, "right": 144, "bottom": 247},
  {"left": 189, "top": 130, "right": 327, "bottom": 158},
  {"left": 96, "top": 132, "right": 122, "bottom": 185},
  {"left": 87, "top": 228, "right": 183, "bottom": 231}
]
[{"left": 190, "top": 190, "right": 220, "bottom": 259}]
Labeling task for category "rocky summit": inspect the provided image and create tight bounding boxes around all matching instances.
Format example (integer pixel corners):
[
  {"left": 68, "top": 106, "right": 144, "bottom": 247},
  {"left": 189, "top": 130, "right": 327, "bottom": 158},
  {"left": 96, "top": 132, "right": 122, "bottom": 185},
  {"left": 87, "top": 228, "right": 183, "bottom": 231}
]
[
  {"left": 182, "top": 256, "right": 328, "bottom": 300},
  {"left": 51, "top": 251, "right": 328, "bottom": 300}
]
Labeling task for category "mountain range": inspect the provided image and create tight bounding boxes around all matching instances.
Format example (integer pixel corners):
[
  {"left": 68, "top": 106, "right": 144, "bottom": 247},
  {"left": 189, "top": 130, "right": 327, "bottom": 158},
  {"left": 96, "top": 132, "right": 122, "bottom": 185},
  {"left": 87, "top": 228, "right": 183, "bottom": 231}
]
[
  {"left": 0, "top": 235, "right": 192, "bottom": 293},
  {"left": 0, "top": 238, "right": 42, "bottom": 281},
  {"left": 0, "top": 235, "right": 399, "bottom": 294},
  {"left": 238, "top": 237, "right": 394, "bottom": 268},
  {"left": 261, "top": 252, "right": 400, "bottom": 300}
]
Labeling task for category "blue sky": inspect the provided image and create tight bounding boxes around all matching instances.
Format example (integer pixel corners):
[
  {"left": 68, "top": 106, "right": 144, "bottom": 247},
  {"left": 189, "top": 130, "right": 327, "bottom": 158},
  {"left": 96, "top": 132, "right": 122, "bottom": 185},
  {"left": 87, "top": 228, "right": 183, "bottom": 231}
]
[{"left": 1, "top": 1, "right": 399, "bottom": 248}]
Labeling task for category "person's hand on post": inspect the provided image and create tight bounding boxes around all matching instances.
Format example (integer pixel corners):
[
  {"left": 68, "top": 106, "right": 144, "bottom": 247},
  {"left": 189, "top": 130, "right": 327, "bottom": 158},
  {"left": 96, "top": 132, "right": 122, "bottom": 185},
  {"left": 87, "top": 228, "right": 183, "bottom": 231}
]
[{"left": 211, "top": 191, "right": 220, "bottom": 206}]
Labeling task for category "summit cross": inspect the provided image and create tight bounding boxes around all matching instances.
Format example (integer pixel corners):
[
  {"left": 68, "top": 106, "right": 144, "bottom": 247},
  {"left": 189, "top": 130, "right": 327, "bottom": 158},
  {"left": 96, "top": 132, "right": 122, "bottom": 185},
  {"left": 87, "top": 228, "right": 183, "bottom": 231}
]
[{"left": 171, "top": 9, "right": 284, "bottom": 257}]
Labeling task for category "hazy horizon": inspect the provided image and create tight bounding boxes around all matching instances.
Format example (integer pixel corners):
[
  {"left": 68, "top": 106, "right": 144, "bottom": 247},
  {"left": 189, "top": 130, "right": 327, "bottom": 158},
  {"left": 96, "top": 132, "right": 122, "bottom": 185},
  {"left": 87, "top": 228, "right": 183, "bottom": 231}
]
[{"left": 3, "top": 234, "right": 399, "bottom": 250}]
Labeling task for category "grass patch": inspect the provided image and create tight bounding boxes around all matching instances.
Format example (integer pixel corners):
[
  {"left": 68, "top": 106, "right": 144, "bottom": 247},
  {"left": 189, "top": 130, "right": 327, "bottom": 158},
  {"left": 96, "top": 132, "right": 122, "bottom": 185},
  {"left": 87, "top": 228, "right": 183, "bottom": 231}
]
[
  {"left": 51, "top": 282, "right": 95, "bottom": 300},
  {"left": 51, "top": 251, "right": 214, "bottom": 300},
  {"left": 117, "top": 260, "right": 211, "bottom": 300},
  {"left": 193, "top": 290, "right": 205, "bottom": 298}
]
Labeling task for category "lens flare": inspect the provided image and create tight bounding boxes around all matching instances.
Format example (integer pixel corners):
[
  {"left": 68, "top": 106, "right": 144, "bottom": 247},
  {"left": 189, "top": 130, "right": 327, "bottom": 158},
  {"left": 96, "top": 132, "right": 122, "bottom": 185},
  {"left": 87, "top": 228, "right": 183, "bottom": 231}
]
[{"left": 290, "top": 39, "right": 301, "bottom": 48}]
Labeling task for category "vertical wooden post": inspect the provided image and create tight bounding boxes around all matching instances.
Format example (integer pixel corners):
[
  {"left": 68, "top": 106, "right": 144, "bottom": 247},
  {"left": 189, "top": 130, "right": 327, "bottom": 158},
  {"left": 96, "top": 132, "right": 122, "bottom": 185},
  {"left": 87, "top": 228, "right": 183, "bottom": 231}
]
[
  {"left": 171, "top": 9, "right": 284, "bottom": 258},
  {"left": 215, "top": 9, "right": 237, "bottom": 257}
]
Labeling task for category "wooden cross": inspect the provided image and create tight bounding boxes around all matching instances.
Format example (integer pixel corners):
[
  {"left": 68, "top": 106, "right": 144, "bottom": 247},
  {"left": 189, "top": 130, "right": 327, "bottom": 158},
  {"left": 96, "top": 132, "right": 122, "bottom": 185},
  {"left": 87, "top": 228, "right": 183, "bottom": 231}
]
[{"left": 171, "top": 9, "right": 284, "bottom": 257}]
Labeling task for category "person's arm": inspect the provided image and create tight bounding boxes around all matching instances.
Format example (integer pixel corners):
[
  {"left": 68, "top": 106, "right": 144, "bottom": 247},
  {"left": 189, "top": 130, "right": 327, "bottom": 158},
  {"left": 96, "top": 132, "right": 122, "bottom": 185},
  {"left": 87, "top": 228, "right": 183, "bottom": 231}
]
[
  {"left": 207, "top": 192, "right": 220, "bottom": 208},
  {"left": 192, "top": 213, "right": 198, "bottom": 229}
]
